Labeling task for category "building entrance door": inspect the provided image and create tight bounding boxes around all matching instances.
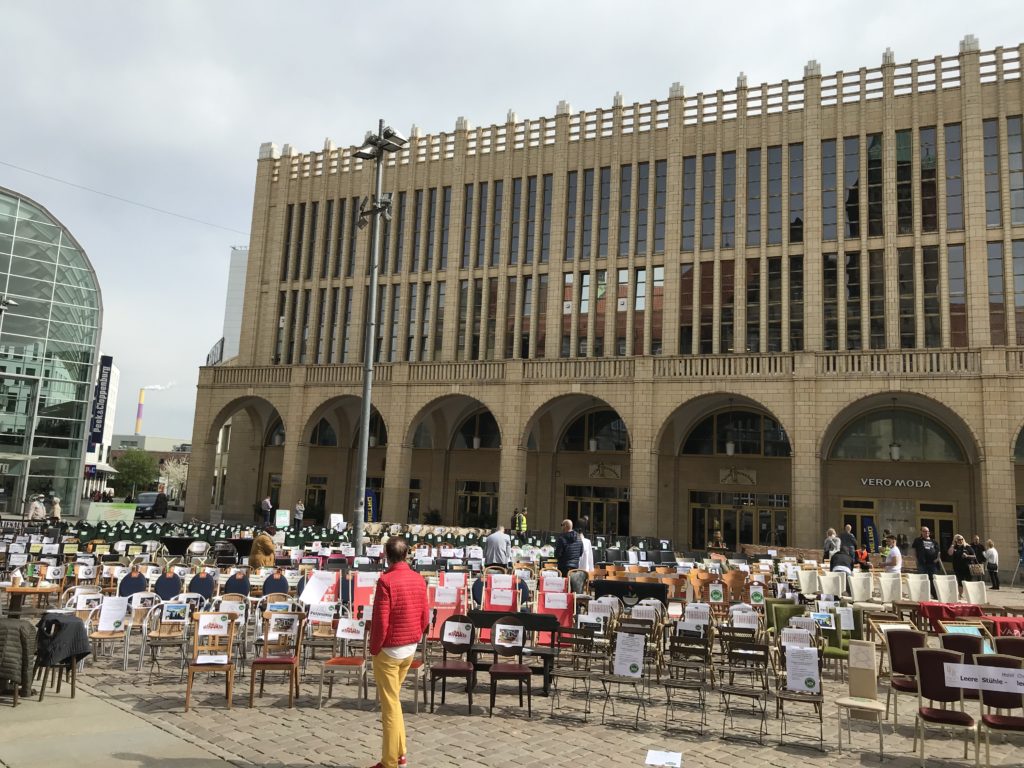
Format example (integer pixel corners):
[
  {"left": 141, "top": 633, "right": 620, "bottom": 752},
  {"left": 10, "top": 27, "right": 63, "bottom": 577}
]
[
  {"left": 688, "top": 491, "right": 790, "bottom": 549},
  {"left": 917, "top": 504, "right": 956, "bottom": 563},
  {"left": 455, "top": 481, "right": 498, "bottom": 528},
  {"left": 565, "top": 485, "right": 629, "bottom": 536}
]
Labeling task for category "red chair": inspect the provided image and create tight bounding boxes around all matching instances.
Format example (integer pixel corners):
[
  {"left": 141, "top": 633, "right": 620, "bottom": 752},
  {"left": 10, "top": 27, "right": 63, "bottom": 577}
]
[
  {"left": 978, "top": 654, "right": 1024, "bottom": 768},
  {"left": 994, "top": 636, "right": 1024, "bottom": 659},
  {"left": 912, "top": 647, "right": 978, "bottom": 765},
  {"left": 940, "top": 633, "right": 985, "bottom": 700},
  {"left": 885, "top": 629, "right": 927, "bottom": 726}
]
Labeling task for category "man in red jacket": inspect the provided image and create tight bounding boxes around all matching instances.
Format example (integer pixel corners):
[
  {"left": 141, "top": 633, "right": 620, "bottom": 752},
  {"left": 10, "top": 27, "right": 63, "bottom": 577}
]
[{"left": 369, "top": 537, "right": 429, "bottom": 768}]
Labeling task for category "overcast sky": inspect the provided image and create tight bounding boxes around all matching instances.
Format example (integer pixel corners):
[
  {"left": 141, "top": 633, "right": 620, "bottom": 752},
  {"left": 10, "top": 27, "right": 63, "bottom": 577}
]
[{"left": 1, "top": 1, "right": 1022, "bottom": 439}]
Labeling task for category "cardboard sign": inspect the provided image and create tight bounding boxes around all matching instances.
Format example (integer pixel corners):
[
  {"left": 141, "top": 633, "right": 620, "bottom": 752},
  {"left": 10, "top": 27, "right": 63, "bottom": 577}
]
[
  {"left": 267, "top": 614, "right": 299, "bottom": 641},
  {"left": 489, "top": 588, "right": 514, "bottom": 607},
  {"left": 612, "top": 630, "right": 645, "bottom": 677},
  {"left": 197, "top": 613, "right": 232, "bottom": 637},
  {"left": 541, "top": 576, "right": 566, "bottom": 592},
  {"left": 300, "top": 570, "right": 336, "bottom": 604},
  {"left": 195, "top": 653, "right": 228, "bottom": 665},
  {"left": 631, "top": 605, "right": 658, "bottom": 622},
  {"left": 811, "top": 612, "right": 836, "bottom": 630},
  {"left": 440, "top": 572, "right": 467, "bottom": 589},
  {"left": 75, "top": 593, "right": 103, "bottom": 611},
  {"left": 336, "top": 617, "right": 366, "bottom": 640},
  {"left": 442, "top": 621, "right": 473, "bottom": 645},
  {"left": 490, "top": 574, "right": 514, "bottom": 590},
  {"left": 98, "top": 597, "right": 129, "bottom": 632},
  {"left": 944, "top": 662, "right": 1024, "bottom": 692},
  {"left": 588, "top": 601, "right": 614, "bottom": 619},
  {"left": 708, "top": 583, "right": 726, "bottom": 603},
  {"left": 434, "top": 586, "right": 459, "bottom": 606},
  {"left": 789, "top": 616, "right": 817, "bottom": 633},
  {"left": 45, "top": 565, "right": 65, "bottom": 580},
  {"left": 786, "top": 646, "right": 820, "bottom": 693},
  {"left": 684, "top": 603, "right": 711, "bottom": 625},
  {"left": 355, "top": 571, "right": 380, "bottom": 588},
  {"left": 41, "top": 543, "right": 59, "bottom": 555},
  {"left": 836, "top": 606, "right": 854, "bottom": 631},
  {"left": 493, "top": 623, "right": 524, "bottom": 647},
  {"left": 544, "top": 591, "right": 569, "bottom": 610},
  {"left": 308, "top": 602, "right": 335, "bottom": 624},
  {"left": 366, "top": 544, "right": 384, "bottom": 558},
  {"left": 77, "top": 565, "right": 97, "bottom": 580}
]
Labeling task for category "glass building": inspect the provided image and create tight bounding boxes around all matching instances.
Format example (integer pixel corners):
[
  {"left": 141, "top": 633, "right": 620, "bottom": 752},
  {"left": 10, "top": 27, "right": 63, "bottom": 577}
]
[{"left": 0, "top": 186, "right": 102, "bottom": 517}]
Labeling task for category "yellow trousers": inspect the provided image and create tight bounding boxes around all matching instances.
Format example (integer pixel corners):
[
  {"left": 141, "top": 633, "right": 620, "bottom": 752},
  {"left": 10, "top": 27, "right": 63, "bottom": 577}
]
[{"left": 372, "top": 652, "right": 413, "bottom": 768}]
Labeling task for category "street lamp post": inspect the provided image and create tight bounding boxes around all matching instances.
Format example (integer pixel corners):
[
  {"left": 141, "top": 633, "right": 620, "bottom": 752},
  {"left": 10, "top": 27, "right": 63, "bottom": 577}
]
[{"left": 351, "top": 120, "right": 407, "bottom": 556}]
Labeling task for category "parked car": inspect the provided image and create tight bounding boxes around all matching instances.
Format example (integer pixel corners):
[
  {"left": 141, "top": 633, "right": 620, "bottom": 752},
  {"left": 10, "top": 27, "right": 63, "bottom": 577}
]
[{"left": 134, "top": 491, "right": 166, "bottom": 519}]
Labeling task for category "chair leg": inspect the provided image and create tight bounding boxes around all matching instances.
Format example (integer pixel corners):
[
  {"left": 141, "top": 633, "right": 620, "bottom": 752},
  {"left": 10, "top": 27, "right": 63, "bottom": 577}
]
[
  {"left": 249, "top": 666, "right": 256, "bottom": 708},
  {"left": 38, "top": 667, "right": 49, "bottom": 702},
  {"left": 526, "top": 677, "right": 531, "bottom": 718},
  {"left": 430, "top": 675, "right": 436, "bottom": 713},
  {"left": 288, "top": 668, "right": 295, "bottom": 708},
  {"left": 69, "top": 662, "right": 76, "bottom": 699},
  {"left": 185, "top": 669, "right": 194, "bottom": 712},
  {"left": 467, "top": 675, "right": 473, "bottom": 714},
  {"left": 489, "top": 679, "right": 496, "bottom": 716},
  {"left": 226, "top": 666, "right": 234, "bottom": 710}
]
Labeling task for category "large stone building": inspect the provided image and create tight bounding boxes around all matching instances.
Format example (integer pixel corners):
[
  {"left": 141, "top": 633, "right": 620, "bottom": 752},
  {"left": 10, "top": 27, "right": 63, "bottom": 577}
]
[{"left": 187, "top": 37, "right": 1024, "bottom": 555}]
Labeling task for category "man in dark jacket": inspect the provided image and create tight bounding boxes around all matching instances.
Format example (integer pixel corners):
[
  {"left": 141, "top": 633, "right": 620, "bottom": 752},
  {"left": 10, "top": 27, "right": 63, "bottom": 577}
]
[
  {"left": 839, "top": 524, "right": 858, "bottom": 557},
  {"left": 554, "top": 519, "right": 583, "bottom": 576}
]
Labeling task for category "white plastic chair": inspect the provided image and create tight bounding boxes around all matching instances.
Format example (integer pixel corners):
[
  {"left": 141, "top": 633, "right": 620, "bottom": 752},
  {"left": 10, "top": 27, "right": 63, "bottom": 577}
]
[
  {"left": 849, "top": 573, "right": 873, "bottom": 603},
  {"left": 906, "top": 574, "right": 930, "bottom": 602},
  {"left": 934, "top": 574, "right": 959, "bottom": 603},
  {"left": 962, "top": 579, "right": 987, "bottom": 605},
  {"left": 878, "top": 573, "right": 902, "bottom": 605},
  {"left": 818, "top": 572, "right": 845, "bottom": 597},
  {"left": 797, "top": 569, "right": 819, "bottom": 595}
]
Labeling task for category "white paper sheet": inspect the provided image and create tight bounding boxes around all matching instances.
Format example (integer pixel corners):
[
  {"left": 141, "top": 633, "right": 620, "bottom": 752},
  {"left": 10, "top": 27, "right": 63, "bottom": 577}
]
[
  {"left": 97, "top": 597, "right": 128, "bottom": 632},
  {"left": 612, "top": 630, "right": 645, "bottom": 677},
  {"left": 786, "top": 646, "right": 820, "bottom": 693},
  {"left": 645, "top": 751, "right": 682, "bottom": 767}
]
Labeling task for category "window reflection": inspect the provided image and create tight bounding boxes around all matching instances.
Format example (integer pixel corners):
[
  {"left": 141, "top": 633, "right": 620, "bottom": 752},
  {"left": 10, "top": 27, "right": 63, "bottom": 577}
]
[{"left": 830, "top": 409, "right": 963, "bottom": 461}]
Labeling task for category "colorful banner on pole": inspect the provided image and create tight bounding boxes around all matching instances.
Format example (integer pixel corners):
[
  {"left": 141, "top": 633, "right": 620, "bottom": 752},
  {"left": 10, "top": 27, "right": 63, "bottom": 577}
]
[
  {"left": 88, "top": 355, "right": 113, "bottom": 450},
  {"left": 364, "top": 489, "right": 379, "bottom": 522}
]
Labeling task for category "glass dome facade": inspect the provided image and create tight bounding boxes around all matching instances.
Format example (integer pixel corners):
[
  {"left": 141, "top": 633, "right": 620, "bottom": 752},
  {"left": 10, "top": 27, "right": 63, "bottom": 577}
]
[{"left": 0, "top": 187, "right": 102, "bottom": 516}]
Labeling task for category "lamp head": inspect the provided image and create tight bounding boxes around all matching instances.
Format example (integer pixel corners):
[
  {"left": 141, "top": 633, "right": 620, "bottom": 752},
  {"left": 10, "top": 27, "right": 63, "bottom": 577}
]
[
  {"left": 380, "top": 125, "right": 408, "bottom": 152},
  {"left": 353, "top": 132, "right": 379, "bottom": 160}
]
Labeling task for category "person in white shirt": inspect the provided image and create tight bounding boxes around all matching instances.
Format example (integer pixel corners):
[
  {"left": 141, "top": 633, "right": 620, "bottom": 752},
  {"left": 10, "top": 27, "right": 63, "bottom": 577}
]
[
  {"left": 882, "top": 535, "right": 902, "bottom": 573},
  {"left": 983, "top": 539, "right": 1000, "bottom": 590}
]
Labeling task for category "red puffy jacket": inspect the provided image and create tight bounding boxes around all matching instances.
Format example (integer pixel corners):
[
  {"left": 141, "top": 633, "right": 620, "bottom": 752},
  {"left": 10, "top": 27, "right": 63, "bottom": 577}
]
[{"left": 369, "top": 561, "right": 429, "bottom": 655}]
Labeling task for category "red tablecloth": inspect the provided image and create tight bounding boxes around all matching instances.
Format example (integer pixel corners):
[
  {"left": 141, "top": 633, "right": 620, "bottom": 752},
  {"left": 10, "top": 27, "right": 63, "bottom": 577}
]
[
  {"left": 917, "top": 601, "right": 984, "bottom": 632},
  {"left": 981, "top": 615, "right": 1024, "bottom": 637}
]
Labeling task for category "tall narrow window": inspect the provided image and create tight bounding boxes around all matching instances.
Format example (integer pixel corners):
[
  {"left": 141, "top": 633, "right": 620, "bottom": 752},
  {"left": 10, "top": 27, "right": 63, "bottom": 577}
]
[
  {"left": 845, "top": 251, "right": 862, "bottom": 350},
  {"left": 594, "top": 269, "right": 607, "bottom": 356},
  {"left": 333, "top": 198, "right": 346, "bottom": 278},
  {"left": 433, "top": 281, "right": 445, "bottom": 355},
  {"left": 456, "top": 279, "right": 469, "bottom": 360},
  {"left": 633, "top": 267, "right": 647, "bottom": 355},
  {"left": 327, "top": 287, "right": 339, "bottom": 364},
  {"left": 419, "top": 283, "right": 431, "bottom": 359},
  {"left": 293, "top": 203, "right": 305, "bottom": 280},
  {"left": 766, "top": 146, "right": 783, "bottom": 245},
  {"left": 566, "top": 170, "right": 579, "bottom": 261},
  {"left": 653, "top": 160, "right": 667, "bottom": 253},
  {"left": 617, "top": 165, "right": 631, "bottom": 257},
  {"left": 315, "top": 287, "right": 326, "bottom": 363},
  {"left": 923, "top": 246, "right": 940, "bottom": 348},
  {"left": 425, "top": 188, "right": 437, "bottom": 272},
  {"left": 948, "top": 244, "right": 967, "bottom": 347},
  {"left": 540, "top": 174, "right": 553, "bottom": 263},
  {"left": 651, "top": 266, "right": 664, "bottom": 354},
  {"left": 821, "top": 140, "right": 837, "bottom": 240},
  {"left": 721, "top": 152, "right": 736, "bottom": 248},
  {"left": 406, "top": 283, "right": 418, "bottom": 362},
  {"left": 490, "top": 180, "right": 503, "bottom": 267},
  {"left": 844, "top": 137, "right": 860, "bottom": 239},
  {"left": 341, "top": 287, "right": 353, "bottom": 361},
  {"left": 868, "top": 250, "right": 885, "bottom": 349},
  {"left": 945, "top": 124, "right": 963, "bottom": 230},
  {"left": 679, "top": 264, "right": 694, "bottom": 354},
  {"left": 475, "top": 181, "right": 488, "bottom": 268},
  {"left": 286, "top": 290, "right": 298, "bottom": 364},
  {"left": 485, "top": 277, "right": 498, "bottom": 359},
  {"left": 505, "top": 277, "right": 517, "bottom": 358},
  {"left": 394, "top": 192, "right": 407, "bottom": 273},
  {"left": 635, "top": 162, "right": 648, "bottom": 256},
  {"left": 823, "top": 253, "right": 839, "bottom": 351},
  {"left": 578, "top": 272, "right": 590, "bottom": 356},
  {"left": 1013, "top": 241, "right": 1024, "bottom": 343},
  {"left": 374, "top": 285, "right": 385, "bottom": 363},
  {"left": 920, "top": 127, "right": 938, "bottom": 232},
  {"left": 788, "top": 144, "right": 803, "bottom": 243},
  {"left": 699, "top": 264, "right": 714, "bottom": 354},
  {"left": 411, "top": 189, "right": 424, "bottom": 273},
  {"left": 1009, "top": 117, "right": 1023, "bottom": 226},
  {"left": 524, "top": 176, "right": 538, "bottom": 265},
  {"left": 789, "top": 255, "right": 804, "bottom": 351},
  {"left": 581, "top": 169, "right": 595, "bottom": 260},
  {"left": 746, "top": 149, "right": 761, "bottom": 247},
  {"left": 989, "top": 241, "right": 1007, "bottom": 345},
  {"left": 519, "top": 275, "right": 532, "bottom": 357},
  {"left": 347, "top": 198, "right": 358, "bottom": 277},
  {"left": 984, "top": 119, "right": 1002, "bottom": 228},
  {"left": 561, "top": 273, "right": 574, "bottom": 358},
  {"left": 746, "top": 258, "right": 760, "bottom": 352},
  {"left": 597, "top": 167, "right": 611, "bottom": 258},
  {"left": 681, "top": 157, "right": 696, "bottom": 251},
  {"left": 766, "top": 257, "right": 782, "bottom": 352},
  {"left": 896, "top": 130, "right": 913, "bottom": 234},
  {"left": 320, "top": 199, "right": 333, "bottom": 279},
  {"left": 898, "top": 247, "right": 915, "bottom": 348},
  {"left": 719, "top": 260, "right": 734, "bottom": 353},
  {"left": 389, "top": 284, "right": 401, "bottom": 362},
  {"left": 439, "top": 187, "right": 451, "bottom": 270},
  {"left": 616, "top": 269, "right": 629, "bottom": 355},
  {"left": 700, "top": 154, "right": 716, "bottom": 250},
  {"left": 508, "top": 178, "right": 521, "bottom": 265},
  {"left": 460, "top": 184, "right": 474, "bottom": 269},
  {"left": 867, "top": 133, "right": 883, "bottom": 236},
  {"left": 471, "top": 278, "right": 482, "bottom": 359},
  {"left": 274, "top": 291, "right": 286, "bottom": 363},
  {"left": 280, "top": 204, "right": 294, "bottom": 281},
  {"left": 536, "top": 274, "right": 548, "bottom": 358}
]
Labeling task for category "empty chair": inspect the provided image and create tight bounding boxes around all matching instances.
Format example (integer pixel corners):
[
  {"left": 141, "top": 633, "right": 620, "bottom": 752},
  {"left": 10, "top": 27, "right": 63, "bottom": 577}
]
[
  {"left": 933, "top": 574, "right": 959, "bottom": 603},
  {"left": 885, "top": 629, "right": 928, "bottom": 727},
  {"left": 878, "top": 573, "right": 902, "bottom": 605},
  {"left": 849, "top": 573, "right": 873, "bottom": 603},
  {"left": 963, "top": 580, "right": 988, "bottom": 605},
  {"left": 906, "top": 574, "right": 930, "bottom": 602},
  {"left": 912, "top": 647, "right": 979, "bottom": 765},
  {"left": 977, "top": 654, "right": 1024, "bottom": 768},
  {"left": 994, "top": 636, "right": 1024, "bottom": 659},
  {"left": 796, "top": 569, "right": 818, "bottom": 595},
  {"left": 430, "top": 615, "right": 475, "bottom": 714},
  {"left": 818, "top": 572, "right": 845, "bottom": 597}
]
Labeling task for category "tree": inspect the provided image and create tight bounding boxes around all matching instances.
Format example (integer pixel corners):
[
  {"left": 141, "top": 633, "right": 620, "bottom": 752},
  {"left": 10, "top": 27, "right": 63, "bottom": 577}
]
[
  {"left": 111, "top": 450, "right": 158, "bottom": 496},
  {"left": 160, "top": 456, "right": 189, "bottom": 503}
]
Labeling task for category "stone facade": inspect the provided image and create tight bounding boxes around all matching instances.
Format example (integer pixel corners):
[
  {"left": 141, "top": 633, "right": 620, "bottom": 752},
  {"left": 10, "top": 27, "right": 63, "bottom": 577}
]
[{"left": 187, "top": 38, "right": 1024, "bottom": 554}]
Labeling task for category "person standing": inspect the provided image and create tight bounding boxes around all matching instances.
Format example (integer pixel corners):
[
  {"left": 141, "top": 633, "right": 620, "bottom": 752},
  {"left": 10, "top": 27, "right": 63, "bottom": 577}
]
[
  {"left": 293, "top": 499, "right": 305, "bottom": 528},
  {"left": 839, "top": 524, "right": 858, "bottom": 557},
  {"left": 511, "top": 507, "right": 527, "bottom": 534},
  {"left": 26, "top": 495, "right": 46, "bottom": 521},
  {"left": 249, "top": 526, "right": 277, "bottom": 568},
  {"left": 911, "top": 526, "right": 941, "bottom": 597},
  {"left": 882, "top": 535, "right": 903, "bottom": 573},
  {"left": 483, "top": 525, "right": 512, "bottom": 568},
  {"left": 983, "top": 539, "right": 1000, "bottom": 590},
  {"left": 947, "top": 534, "right": 977, "bottom": 591},
  {"left": 369, "top": 537, "right": 429, "bottom": 768},
  {"left": 261, "top": 495, "right": 273, "bottom": 525},
  {"left": 152, "top": 489, "right": 168, "bottom": 518},
  {"left": 823, "top": 528, "right": 842, "bottom": 560},
  {"left": 554, "top": 519, "right": 583, "bottom": 576},
  {"left": 49, "top": 496, "right": 62, "bottom": 524}
]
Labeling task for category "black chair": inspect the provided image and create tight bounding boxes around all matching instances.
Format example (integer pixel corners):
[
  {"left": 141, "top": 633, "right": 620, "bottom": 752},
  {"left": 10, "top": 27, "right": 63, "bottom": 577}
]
[
  {"left": 488, "top": 615, "right": 531, "bottom": 718},
  {"left": 430, "top": 614, "right": 475, "bottom": 714}
]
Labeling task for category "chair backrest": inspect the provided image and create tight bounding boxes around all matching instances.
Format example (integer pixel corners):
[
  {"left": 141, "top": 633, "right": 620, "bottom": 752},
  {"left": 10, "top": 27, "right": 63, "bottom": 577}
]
[
  {"left": 439, "top": 613, "right": 475, "bottom": 658},
  {"left": 962, "top": 579, "right": 987, "bottom": 605},
  {"left": 849, "top": 573, "right": 873, "bottom": 602},
  {"left": 796, "top": 569, "right": 818, "bottom": 595},
  {"left": 772, "top": 602, "right": 806, "bottom": 632},
  {"left": 491, "top": 615, "right": 527, "bottom": 660},
  {"left": 995, "top": 636, "right": 1024, "bottom": 659},
  {"left": 914, "top": 647, "right": 964, "bottom": 705},
  {"left": 818, "top": 572, "right": 844, "bottom": 597},
  {"left": 191, "top": 611, "right": 237, "bottom": 662},
  {"left": 934, "top": 574, "right": 958, "bottom": 603},
  {"left": 906, "top": 576, "right": 930, "bottom": 602},
  {"left": 887, "top": 628, "right": 928, "bottom": 676},
  {"left": 940, "top": 632, "right": 984, "bottom": 663},
  {"left": 261, "top": 611, "right": 305, "bottom": 657},
  {"left": 878, "top": 573, "right": 902, "bottom": 602},
  {"left": 978, "top": 653, "right": 1024, "bottom": 710}
]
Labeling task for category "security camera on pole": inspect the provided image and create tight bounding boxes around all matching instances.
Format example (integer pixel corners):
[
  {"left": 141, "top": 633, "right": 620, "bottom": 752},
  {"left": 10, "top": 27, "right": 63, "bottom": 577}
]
[{"left": 351, "top": 120, "right": 408, "bottom": 556}]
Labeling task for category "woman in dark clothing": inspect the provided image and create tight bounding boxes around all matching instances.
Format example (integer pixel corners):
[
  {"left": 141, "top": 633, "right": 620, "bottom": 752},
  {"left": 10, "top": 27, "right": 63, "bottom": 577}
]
[
  {"left": 153, "top": 570, "right": 183, "bottom": 600},
  {"left": 947, "top": 534, "right": 978, "bottom": 589},
  {"left": 222, "top": 570, "right": 251, "bottom": 596},
  {"left": 262, "top": 569, "right": 290, "bottom": 597},
  {"left": 188, "top": 571, "right": 216, "bottom": 601}
]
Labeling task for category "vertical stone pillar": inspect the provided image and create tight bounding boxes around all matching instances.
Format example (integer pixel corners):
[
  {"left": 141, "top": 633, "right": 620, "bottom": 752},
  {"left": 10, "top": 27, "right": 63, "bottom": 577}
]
[
  {"left": 383, "top": 439, "right": 413, "bottom": 521},
  {"left": 184, "top": 440, "right": 216, "bottom": 522}
]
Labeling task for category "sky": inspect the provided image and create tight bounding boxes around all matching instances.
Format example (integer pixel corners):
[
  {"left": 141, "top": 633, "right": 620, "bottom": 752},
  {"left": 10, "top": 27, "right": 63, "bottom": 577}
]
[{"left": 1, "top": 1, "right": 1023, "bottom": 439}]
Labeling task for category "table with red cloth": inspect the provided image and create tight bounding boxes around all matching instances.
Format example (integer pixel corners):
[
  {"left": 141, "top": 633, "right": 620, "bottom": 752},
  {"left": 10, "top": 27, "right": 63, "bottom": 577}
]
[
  {"left": 981, "top": 615, "right": 1024, "bottom": 637},
  {"left": 917, "top": 601, "right": 984, "bottom": 632}
]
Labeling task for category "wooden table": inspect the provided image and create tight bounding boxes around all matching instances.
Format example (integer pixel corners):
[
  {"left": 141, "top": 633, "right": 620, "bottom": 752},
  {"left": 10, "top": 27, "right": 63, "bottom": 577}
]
[{"left": 5, "top": 584, "right": 61, "bottom": 617}]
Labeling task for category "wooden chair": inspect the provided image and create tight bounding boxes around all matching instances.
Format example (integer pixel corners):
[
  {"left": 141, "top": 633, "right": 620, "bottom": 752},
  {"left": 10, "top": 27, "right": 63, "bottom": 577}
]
[
  {"left": 488, "top": 615, "right": 532, "bottom": 718},
  {"left": 775, "top": 644, "right": 825, "bottom": 750},
  {"left": 549, "top": 626, "right": 598, "bottom": 721},
  {"left": 912, "top": 647, "right": 979, "bottom": 765},
  {"left": 978, "top": 654, "right": 1024, "bottom": 768},
  {"left": 598, "top": 627, "right": 650, "bottom": 729},
  {"left": 185, "top": 611, "right": 237, "bottom": 711},
  {"left": 138, "top": 601, "right": 191, "bottom": 680},
  {"left": 885, "top": 628, "right": 927, "bottom": 726},
  {"left": 718, "top": 638, "right": 771, "bottom": 744},
  {"left": 430, "top": 614, "right": 475, "bottom": 713},
  {"left": 249, "top": 612, "right": 305, "bottom": 707},
  {"left": 318, "top": 617, "right": 370, "bottom": 707},
  {"left": 721, "top": 569, "right": 748, "bottom": 602}
]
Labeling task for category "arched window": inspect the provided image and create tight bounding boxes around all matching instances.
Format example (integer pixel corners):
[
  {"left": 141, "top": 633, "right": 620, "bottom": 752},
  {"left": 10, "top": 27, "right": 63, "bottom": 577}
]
[
  {"left": 309, "top": 418, "right": 337, "bottom": 447},
  {"left": 830, "top": 409, "right": 963, "bottom": 462},
  {"left": 559, "top": 409, "right": 629, "bottom": 452},
  {"left": 452, "top": 411, "right": 500, "bottom": 450},
  {"left": 681, "top": 410, "right": 790, "bottom": 456},
  {"left": 1015, "top": 429, "right": 1024, "bottom": 462},
  {"left": 413, "top": 422, "right": 432, "bottom": 449},
  {"left": 265, "top": 419, "right": 286, "bottom": 447},
  {"left": 353, "top": 412, "right": 388, "bottom": 447}
]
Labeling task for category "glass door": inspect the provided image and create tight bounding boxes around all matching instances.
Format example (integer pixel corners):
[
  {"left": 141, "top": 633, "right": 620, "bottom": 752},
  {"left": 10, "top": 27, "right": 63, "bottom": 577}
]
[
  {"left": 455, "top": 480, "right": 498, "bottom": 528},
  {"left": 565, "top": 485, "right": 628, "bottom": 536}
]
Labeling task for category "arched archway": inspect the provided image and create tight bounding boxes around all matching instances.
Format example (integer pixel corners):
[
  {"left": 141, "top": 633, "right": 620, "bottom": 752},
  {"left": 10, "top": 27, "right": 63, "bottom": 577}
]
[
  {"left": 1012, "top": 427, "right": 1024, "bottom": 552},
  {"left": 521, "top": 394, "right": 632, "bottom": 537},
  {"left": 405, "top": 394, "right": 502, "bottom": 527},
  {"left": 656, "top": 392, "right": 792, "bottom": 551},
  {"left": 821, "top": 392, "right": 979, "bottom": 555}
]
